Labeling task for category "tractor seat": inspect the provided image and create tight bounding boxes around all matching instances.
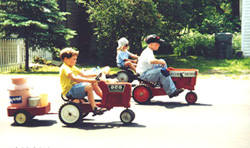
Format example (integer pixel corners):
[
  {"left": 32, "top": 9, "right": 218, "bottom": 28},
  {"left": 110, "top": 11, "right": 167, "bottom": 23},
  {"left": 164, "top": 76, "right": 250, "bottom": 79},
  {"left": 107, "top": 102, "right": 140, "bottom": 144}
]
[
  {"left": 61, "top": 94, "right": 88, "bottom": 102},
  {"left": 118, "top": 66, "right": 130, "bottom": 71}
]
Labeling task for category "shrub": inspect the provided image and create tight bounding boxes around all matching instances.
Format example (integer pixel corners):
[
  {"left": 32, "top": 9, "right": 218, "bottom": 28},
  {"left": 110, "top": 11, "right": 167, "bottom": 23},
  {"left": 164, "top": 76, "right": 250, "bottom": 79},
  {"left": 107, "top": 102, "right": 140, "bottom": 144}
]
[
  {"left": 171, "top": 31, "right": 215, "bottom": 57},
  {"left": 232, "top": 32, "right": 241, "bottom": 53},
  {"left": 33, "top": 56, "right": 51, "bottom": 65}
]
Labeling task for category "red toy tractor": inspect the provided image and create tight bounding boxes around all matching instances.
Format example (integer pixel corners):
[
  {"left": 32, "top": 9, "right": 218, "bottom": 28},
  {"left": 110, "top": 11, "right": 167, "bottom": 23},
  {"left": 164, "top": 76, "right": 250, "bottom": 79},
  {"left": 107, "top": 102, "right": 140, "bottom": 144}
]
[
  {"left": 132, "top": 67, "right": 198, "bottom": 104},
  {"left": 58, "top": 81, "right": 135, "bottom": 126}
]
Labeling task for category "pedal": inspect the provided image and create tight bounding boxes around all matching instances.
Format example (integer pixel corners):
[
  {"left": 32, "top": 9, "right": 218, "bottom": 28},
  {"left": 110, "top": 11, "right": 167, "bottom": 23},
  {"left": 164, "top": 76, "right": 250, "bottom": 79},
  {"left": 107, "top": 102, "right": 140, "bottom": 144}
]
[{"left": 95, "top": 72, "right": 102, "bottom": 81}]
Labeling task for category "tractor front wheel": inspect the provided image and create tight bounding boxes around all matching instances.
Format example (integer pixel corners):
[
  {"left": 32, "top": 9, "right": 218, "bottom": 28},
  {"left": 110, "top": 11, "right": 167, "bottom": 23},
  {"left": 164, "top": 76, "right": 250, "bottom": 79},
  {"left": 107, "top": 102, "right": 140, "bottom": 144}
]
[
  {"left": 185, "top": 92, "right": 197, "bottom": 104},
  {"left": 120, "top": 109, "right": 135, "bottom": 124}
]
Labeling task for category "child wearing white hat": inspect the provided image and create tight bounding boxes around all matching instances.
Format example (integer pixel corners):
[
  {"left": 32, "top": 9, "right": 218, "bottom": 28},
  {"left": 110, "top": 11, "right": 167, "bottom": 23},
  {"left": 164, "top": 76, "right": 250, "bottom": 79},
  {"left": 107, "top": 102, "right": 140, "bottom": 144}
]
[{"left": 116, "top": 37, "right": 138, "bottom": 72}]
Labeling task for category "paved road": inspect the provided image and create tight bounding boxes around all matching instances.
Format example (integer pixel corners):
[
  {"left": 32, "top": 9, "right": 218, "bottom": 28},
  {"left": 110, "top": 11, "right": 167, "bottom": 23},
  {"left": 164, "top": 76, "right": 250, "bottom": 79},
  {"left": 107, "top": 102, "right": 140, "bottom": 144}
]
[{"left": 0, "top": 75, "right": 249, "bottom": 148}]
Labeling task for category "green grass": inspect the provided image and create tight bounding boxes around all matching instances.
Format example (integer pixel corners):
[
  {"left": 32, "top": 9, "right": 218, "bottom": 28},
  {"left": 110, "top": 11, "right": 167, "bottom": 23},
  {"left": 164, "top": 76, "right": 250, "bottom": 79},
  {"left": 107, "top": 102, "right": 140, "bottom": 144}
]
[
  {"left": 1, "top": 65, "right": 60, "bottom": 76},
  {"left": 156, "top": 55, "right": 250, "bottom": 75},
  {"left": 2, "top": 55, "right": 250, "bottom": 79}
]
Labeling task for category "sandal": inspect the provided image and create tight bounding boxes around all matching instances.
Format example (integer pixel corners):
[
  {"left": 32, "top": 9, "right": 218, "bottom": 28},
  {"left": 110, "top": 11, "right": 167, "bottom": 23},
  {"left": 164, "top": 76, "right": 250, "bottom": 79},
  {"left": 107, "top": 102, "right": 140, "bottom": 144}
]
[{"left": 92, "top": 107, "right": 107, "bottom": 116}]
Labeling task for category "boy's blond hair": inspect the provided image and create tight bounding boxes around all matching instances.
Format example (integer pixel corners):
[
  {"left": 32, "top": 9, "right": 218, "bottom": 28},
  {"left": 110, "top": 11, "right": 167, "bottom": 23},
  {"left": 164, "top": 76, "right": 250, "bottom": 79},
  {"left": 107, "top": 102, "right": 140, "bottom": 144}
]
[{"left": 60, "top": 47, "right": 79, "bottom": 61}]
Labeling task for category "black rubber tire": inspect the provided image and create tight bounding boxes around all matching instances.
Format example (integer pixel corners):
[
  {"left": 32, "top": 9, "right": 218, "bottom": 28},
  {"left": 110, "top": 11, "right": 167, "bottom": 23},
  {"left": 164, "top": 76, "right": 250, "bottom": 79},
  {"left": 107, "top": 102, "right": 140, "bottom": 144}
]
[
  {"left": 132, "top": 84, "right": 152, "bottom": 104},
  {"left": 126, "top": 69, "right": 135, "bottom": 82},
  {"left": 120, "top": 109, "right": 135, "bottom": 124},
  {"left": 185, "top": 92, "right": 198, "bottom": 104},
  {"left": 117, "top": 70, "right": 130, "bottom": 82},
  {"left": 14, "top": 110, "right": 31, "bottom": 125}
]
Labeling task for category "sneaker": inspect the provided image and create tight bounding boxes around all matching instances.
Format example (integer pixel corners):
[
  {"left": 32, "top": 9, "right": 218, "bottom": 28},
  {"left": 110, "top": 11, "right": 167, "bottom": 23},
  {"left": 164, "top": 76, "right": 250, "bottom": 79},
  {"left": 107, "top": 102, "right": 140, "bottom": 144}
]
[{"left": 169, "top": 88, "right": 184, "bottom": 98}]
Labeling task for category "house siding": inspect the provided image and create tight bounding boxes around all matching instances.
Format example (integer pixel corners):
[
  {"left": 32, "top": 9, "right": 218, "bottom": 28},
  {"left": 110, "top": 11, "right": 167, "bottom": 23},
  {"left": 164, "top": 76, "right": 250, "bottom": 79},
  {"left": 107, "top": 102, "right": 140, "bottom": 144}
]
[
  {"left": 57, "top": 0, "right": 93, "bottom": 63},
  {"left": 242, "top": 0, "right": 250, "bottom": 57}
]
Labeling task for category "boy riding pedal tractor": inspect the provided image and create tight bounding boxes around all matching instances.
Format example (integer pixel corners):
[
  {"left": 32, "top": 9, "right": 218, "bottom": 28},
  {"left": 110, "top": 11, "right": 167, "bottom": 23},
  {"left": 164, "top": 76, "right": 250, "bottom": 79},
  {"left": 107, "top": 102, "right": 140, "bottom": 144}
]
[
  {"left": 136, "top": 34, "right": 184, "bottom": 98},
  {"left": 59, "top": 47, "right": 107, "bottom": 116}
]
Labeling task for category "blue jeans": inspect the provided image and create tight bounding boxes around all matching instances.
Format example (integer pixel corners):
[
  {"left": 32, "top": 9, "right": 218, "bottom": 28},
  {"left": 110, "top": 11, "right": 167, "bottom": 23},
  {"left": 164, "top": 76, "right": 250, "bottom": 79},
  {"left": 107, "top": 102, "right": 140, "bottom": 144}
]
[{"left": 139, "top": 60, "right": 176, "bottom": 95}]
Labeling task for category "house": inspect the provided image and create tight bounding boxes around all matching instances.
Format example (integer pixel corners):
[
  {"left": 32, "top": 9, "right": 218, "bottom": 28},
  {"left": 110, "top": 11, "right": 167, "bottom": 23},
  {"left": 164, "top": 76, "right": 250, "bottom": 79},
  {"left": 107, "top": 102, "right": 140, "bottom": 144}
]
[
  {"left": 57, "top": 0, "right": 93, "bottom": 62},
  {"left": 240, "top": 0, "right": 250, "bottom": 57}
]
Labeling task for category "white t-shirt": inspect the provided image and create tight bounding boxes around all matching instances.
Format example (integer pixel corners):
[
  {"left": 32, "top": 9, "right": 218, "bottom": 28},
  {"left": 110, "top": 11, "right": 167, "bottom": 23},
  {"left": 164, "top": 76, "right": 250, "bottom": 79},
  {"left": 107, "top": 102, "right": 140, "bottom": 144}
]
[{"left": 136, "top": 47, "right": 155, "bottom": 74}]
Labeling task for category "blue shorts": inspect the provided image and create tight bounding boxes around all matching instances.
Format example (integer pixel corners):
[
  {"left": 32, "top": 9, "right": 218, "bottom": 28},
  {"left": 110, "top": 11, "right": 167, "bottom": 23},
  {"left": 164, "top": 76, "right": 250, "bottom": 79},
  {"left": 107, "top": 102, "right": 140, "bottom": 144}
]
[
  {"left": 66, "top": 83, "right": 89, "bottom": 99},
  {"left": 117, "top": 62, "right": 125, "bottom": 68}
]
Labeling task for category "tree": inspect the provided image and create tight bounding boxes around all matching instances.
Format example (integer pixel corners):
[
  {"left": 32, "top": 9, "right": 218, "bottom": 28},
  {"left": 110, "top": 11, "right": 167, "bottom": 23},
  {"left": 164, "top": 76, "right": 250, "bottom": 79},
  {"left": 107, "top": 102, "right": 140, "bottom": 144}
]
[
  {"left": 178, "top": 0, "right": 240, "bottom": 34},
  {"left": 154, "top": 0, "right": 240, "bottom": 35},
  {"left": 77, "top": 0, "right": 162, "bottom": 66},
  {"left": 0, "top": 0, "right": 76, "bottom": 71},
  {"left": 75, "top": 0, "right": 240, "bottom": 62}
]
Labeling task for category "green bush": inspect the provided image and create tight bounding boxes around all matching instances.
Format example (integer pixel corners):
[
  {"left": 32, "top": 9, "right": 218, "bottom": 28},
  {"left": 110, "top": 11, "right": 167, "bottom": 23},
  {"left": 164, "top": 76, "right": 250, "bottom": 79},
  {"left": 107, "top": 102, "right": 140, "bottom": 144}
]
[
  {"left": 232, "top": 32, "right": 241, "bottom": 53},
  {"left": 33, "top": 56, "right": 52, "bottom": 65},
  {"left": 172, "top": 32, "right": 241, "bottom": 58},
  {"left": 171, "top": 32, "right": 215, "bottom": 57}
]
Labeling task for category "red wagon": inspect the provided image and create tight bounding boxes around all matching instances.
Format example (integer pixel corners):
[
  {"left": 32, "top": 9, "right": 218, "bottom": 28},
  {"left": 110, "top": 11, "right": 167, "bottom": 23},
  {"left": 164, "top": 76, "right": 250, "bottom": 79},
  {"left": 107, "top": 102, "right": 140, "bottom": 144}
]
[
  {"left": 132, "top": 67, "right": 198, "bottom": 104},
  {"left": 7, "top": 103, "right": 51, "bottom": 125},
  {"left": 58, "top": 81, "right": 135, "bottom": 126}
]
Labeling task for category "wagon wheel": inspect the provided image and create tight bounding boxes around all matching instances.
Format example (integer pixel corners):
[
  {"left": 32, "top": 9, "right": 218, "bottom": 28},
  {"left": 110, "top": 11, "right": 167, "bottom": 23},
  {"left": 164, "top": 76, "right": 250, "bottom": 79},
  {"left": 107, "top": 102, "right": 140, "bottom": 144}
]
[
  {"left": 185, "top": 92, "right": 198, "bottom": 104},
  {"left": 59, "top": 102, "right": 82, "bottom": 126},
  {"left": 14, "top": 110, "right": 31, "bottom": 125},
  {"left": 132, "top": 85, "right": 152, "bottom": 104},
  {"left": 120, "top": 109, "right": 135, "bottom": 124}
]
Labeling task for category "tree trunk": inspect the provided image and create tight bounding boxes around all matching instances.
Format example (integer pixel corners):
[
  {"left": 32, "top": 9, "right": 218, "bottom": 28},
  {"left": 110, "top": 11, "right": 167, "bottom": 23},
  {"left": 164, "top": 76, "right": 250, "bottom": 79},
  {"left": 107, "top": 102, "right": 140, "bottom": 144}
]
[
  {"left": 25, "top": 39, "right": 30, "bottom": 72},
  {"left": 230, "top": 0, "right": 239, "bottom": 18}
]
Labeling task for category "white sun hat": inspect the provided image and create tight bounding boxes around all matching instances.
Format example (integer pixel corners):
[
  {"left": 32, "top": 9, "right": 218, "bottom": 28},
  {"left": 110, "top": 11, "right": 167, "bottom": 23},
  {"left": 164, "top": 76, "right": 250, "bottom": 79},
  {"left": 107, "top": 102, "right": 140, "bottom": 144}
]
[{"left": 117, "top": 37, "right": 129, "bottom": 49}]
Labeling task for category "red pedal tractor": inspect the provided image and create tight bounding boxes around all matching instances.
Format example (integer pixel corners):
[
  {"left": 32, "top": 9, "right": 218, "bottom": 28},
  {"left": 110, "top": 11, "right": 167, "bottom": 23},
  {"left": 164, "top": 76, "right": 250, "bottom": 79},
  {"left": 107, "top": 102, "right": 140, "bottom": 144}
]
[
  {"left": 58, "top": 81, "right": 135, "bottom": 126},
  {"left": 132, "top": 67, "right": 198, "bottom": 104}
]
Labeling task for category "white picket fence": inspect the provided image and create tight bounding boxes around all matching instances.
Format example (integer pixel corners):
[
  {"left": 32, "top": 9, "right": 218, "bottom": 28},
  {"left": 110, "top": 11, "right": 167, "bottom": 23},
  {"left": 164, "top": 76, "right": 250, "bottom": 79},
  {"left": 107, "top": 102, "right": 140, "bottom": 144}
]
[{"left": 0, "top": 38, "right": 52, "bottom": 72}]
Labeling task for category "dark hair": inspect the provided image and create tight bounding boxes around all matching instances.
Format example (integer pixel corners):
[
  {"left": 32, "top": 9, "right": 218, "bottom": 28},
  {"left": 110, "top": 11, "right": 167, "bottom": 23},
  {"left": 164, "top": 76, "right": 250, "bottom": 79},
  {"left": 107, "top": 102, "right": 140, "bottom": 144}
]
[{"left": 60, "top": 48, "right": 79, "bottom": 61}]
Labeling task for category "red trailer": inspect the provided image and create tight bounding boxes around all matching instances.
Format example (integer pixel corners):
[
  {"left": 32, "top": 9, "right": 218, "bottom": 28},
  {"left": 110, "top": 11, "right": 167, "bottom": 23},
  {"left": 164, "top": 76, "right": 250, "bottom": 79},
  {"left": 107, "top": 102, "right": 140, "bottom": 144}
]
[
  {"left": 133, "top": 67, "right": 198, "bottom": 104},
  {"left": 7, "top": 103, "right": 51, "bottom": 125},
  {"left": 58, "top": 81, "right": 135, "bottom": 126}
]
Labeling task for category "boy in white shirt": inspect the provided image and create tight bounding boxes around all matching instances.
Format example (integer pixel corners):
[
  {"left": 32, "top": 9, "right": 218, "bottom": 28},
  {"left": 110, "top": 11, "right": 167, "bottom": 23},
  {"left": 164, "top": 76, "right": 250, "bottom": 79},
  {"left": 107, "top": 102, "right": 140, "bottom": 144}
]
[{"left": 136, "top": 34, "right": 184, "bottom": 98}]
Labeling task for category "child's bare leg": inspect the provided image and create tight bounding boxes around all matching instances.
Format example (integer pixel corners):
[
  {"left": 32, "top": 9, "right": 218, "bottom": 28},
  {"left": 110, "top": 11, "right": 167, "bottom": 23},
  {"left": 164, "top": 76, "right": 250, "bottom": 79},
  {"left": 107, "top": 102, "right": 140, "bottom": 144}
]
[
  {"left": 92, "top": 82, "right": 103, "bottom": 98},
  {"left": 85, "top": 85, "right": 96, "bottom": 110},
  {"left": 125, "top": 61, "right": 136, "bottom": 72}
]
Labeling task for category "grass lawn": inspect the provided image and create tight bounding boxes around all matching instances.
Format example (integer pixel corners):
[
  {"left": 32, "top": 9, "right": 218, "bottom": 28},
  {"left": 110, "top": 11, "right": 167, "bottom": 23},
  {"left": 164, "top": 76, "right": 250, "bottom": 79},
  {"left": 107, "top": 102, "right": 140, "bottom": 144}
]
[
  {"left": 2, "top": 55, "right": 250, "bottom": 79},
  {"left": 157, "top": 55, "right": 250, "bottom": 74}
]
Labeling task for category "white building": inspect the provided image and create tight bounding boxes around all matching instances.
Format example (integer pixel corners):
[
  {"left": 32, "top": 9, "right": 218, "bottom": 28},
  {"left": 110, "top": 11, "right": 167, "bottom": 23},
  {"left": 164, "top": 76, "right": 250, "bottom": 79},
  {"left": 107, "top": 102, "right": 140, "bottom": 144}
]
[{"left": 240, "top": 0, "right": 250, "bottom": 57}]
